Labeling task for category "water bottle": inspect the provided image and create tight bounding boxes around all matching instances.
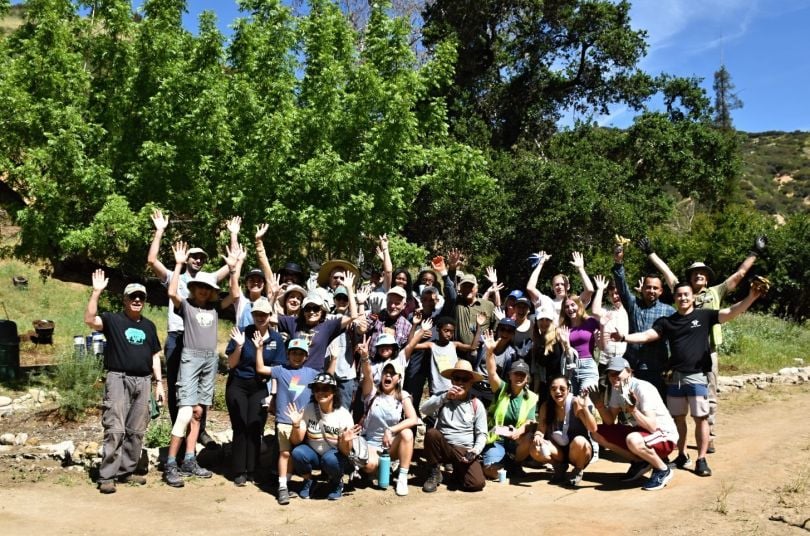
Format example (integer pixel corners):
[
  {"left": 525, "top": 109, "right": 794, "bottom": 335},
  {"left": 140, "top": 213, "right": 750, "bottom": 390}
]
[
  {"left": 73, "top": 335, "right": 86, "bottom": 357},
  {"left": 378, "top": 448, "right": 390, "bottom": 489}
]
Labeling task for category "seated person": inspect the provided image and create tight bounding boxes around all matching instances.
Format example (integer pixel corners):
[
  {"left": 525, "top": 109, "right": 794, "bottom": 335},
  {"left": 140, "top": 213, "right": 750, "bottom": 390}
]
[
  {"left": 353, "top": 356, "right": 418, "bottom": 496},
  {"left": 592, "top": 357, "right": 677, "bottom": 491},
  {"left": 529, "top": 376, "right": 597, "bottom": 487},
  {"left": 288, "top": 373, "right": 355, "bottom": 501},
  {"left": 420, "top": 361, "right": 488, "bottom": 493},
  {"left": 480, "top": 331, "right": 538, "bottom": 479}
]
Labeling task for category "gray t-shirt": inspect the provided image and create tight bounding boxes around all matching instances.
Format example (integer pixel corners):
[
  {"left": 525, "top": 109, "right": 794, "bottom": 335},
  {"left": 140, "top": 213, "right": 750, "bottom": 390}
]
[
  {"left": 177, "top": 298, "right": 218, "bottom": 351},
  {"left": 163, "top": 271, "right": 193, "bottom": 332},
  {"left": 428, "top": 342, "right": 457, "bottom": 395},
  {"left": 362, "top": 387, "right": 410, "bottom": 448}
]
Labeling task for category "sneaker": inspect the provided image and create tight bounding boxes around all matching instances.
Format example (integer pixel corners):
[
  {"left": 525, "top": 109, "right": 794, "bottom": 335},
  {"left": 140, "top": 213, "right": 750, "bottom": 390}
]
[
  {"left": 549, "top": 462, "right": 568, "bottom": 484},
  {"left": 567, "top": 468, "right": 583, "bottom": 487},
  {"left": 707, "top": 439, "right": 716, "bottom": 454},
  {"left": 422, "top": 465, "right": 443, "bottom": 493},
  {"left": 395, "top": 475, "right": 409, "bottom": 496},
  {"left": 179, "top": 459, "right": 213, "bottom": 479},
  {"left": 298, "top": 479, "right": 313, "bottom": 500},
  {"left": 622, "top": 460, "right": 651, "bottom": 482},
  {"left": 163, "top": 464, "right": 185, "bottom": 488},
  {"left": 118, "top": 474, "right": 147, "bottom": 485},
  {"left": 98, "top": 480, "right": 116, "bottom": 494},
  {"left": 642, "top": 467, "right": 673, "bottom": 491},
  {"left": 327, "top": 479, "right": 344, "bottom": 501},
  {"left": 234, "top": 473, "right": 247, "bottom": 487},
  {"left": 277, "top": 486, "right": 291, "bottom": 505},
  {"left": 695, "top": 457, "right": 712, "bottom": 477},
  {"left": 672, "top": 453, "right": 692, "bottom": 469}
]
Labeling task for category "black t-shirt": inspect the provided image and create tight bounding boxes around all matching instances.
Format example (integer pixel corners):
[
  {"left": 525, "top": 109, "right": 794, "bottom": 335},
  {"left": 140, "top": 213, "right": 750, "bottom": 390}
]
[
  {"left": 652, "top": 309, "right": 719, "bottom": 374},
  {"left": 101, "top": 312, "right": 161, "bottom": 376}
]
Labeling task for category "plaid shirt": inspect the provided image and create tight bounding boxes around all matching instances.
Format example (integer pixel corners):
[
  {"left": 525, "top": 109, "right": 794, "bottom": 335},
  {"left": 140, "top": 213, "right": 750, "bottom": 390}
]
[
  {"left": 612, "top": 264, "right": 675, "bottom": 368},
  {"left": 366, "top": 311, "right": 412, "bottom": 357}
]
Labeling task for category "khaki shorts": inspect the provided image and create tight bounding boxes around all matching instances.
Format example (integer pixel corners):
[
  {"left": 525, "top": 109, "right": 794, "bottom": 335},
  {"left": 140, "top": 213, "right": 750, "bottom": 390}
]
[{"left": 276, "top": 423, "right": 294, "bottom": 452}]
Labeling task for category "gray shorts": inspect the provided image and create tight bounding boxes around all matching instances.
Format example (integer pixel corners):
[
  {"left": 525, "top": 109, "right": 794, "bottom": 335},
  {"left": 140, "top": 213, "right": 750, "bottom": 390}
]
[{"left": 176, "top": 348, "right": 218, "bottom": 407}]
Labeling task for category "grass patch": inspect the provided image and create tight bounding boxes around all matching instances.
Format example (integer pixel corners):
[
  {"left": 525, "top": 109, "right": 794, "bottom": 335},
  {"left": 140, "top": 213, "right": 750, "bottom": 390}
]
[
  {"left": 718, "top": 313, "right": 810, "bottom": 374},
  {"left": 715, "top": 481, "right": 733, "bottom": 515},
  {"left": 145, "top": 413, "right": 173, "bottom": 448}
]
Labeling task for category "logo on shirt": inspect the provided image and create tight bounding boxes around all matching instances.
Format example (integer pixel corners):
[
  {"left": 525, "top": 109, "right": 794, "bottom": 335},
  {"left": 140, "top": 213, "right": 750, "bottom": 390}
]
[
  {"left": 289, "top": 376, "right": 306, "bottom": 402},
  {"left": 195, "top": 311, "right": 215, "bottom": 327},
  {"left": 124, "top": 328, "right": 146, "bottom": 345},
  {"left": 691, "top": 319, "right": 702, "bottom": 328}
]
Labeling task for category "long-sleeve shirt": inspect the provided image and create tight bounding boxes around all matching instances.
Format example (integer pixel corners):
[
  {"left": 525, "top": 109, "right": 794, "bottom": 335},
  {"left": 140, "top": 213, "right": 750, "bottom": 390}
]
[
  {"left": 420, "top": 393, "right": 488, "bottom": 454},
  {"left": 612, "top": 263, "right": 674, "bottom": 371}
]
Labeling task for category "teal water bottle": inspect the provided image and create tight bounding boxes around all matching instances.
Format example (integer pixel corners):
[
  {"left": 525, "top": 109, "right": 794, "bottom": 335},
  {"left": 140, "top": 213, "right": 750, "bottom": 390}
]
[{"left": 378, "top": 448, "right": 390, "bottom": 489}]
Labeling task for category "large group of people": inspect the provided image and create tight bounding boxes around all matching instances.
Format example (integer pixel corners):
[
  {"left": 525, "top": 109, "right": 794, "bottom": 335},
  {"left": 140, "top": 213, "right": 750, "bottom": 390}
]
[{"left": 86, "top": 212, "right": 768, "bottom": 501}]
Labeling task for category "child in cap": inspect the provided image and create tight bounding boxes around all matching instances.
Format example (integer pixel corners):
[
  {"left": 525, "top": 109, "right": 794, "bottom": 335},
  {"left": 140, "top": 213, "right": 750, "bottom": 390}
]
[{"left": 162, "top": 241, "right": 241, "bottom": 488}]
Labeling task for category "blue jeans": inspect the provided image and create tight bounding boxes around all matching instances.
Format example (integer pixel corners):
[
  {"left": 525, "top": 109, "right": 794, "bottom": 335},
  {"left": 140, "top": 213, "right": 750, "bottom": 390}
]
[
  {"left": 572, "top": 357, "right": 599, "bottom": 395},
  {"left": 291, "top": 443, "right": 351, "bottom": 482}
]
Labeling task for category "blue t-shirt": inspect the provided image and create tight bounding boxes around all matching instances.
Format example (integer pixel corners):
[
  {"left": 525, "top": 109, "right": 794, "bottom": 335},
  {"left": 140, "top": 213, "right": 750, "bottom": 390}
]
[
  {"left": 277, "top": 316, "right": 344, "bottom": 371},
  {"left": 225, "top": 326, "right": 287, "bottom": 380},
  {"left": 270, "top": 365, "right": 320, "bottom": 425}
]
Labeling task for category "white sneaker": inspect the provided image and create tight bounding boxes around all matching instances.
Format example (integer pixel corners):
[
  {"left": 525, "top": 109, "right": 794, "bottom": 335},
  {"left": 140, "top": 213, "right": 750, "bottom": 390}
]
[{"left": 395, "top": 475, "right": 409, "bottom": 496}]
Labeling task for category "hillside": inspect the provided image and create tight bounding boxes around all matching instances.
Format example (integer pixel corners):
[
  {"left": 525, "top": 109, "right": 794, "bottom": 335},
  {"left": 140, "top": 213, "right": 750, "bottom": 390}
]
[
  {"left": 740, "top": 131, "right": 810, "bottom": 218},
  {"left": 0, "top": 5, "right": 24, "bottom": 37}
]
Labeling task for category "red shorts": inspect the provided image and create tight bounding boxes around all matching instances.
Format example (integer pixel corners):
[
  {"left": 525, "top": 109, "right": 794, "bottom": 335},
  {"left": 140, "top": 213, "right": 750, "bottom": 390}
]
[{"left": 597, "top": 424, "right": 675, "bottom": 461}]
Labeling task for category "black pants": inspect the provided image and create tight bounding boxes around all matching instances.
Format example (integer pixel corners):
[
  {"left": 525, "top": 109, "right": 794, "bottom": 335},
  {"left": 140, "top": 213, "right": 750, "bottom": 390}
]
[{"left": 225, "top": 375, "right": 268, "bottom": 475}]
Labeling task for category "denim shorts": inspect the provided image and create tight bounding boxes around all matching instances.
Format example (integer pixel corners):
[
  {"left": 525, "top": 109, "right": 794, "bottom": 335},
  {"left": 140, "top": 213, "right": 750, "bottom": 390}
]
[
  {"left": 482, "top": 439, "right": 517, "bottom": 467},
  {"left": 176, "top": 348, "right": 218, "bottom": 406}
]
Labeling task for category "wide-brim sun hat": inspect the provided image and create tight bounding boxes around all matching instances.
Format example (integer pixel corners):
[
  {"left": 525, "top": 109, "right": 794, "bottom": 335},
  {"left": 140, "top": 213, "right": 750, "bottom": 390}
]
[
  {"left": 309, "top": 372, "right": 338, "bottom": 389},
  {"left": 440, "top": 359, "right": 484, "bottom": 382},
  {"left": 685, "top": 262, "right": 716, "bottom": 282},
  {"left": 317, "top": 259, "right": 360, "bottom": 287},
  {"left": 187, "top": 272, "right": 219, "bottom": 291},
  {"left": 283, "top": 284, "right": 307, "bottom": 302}
]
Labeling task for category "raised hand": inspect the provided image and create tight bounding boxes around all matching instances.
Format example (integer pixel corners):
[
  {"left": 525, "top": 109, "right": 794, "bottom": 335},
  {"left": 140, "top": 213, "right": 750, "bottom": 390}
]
[
  {"left": 151, "top": 209, "right": 169, "bottom": 231},
  {"left": 172, "top": 241, "right": 188, "bottom": 265},
  {"left": 223, "top": 243, "right": 244, "bottom": 269},
  {"left": 355, "top": 284, "right": 372, "bottom": 305},
  {"left": 229, "top": 326, "right": 245, "bottom": 346},
  {"left": 493, "top": 306, "right": 505, "bottom": 321},
  {"left": 430, "top": 255, "right": 447, "bottom": 273},
  {"left": 91, "top": 269, "right": 108, "bottom": 292},
  {"left": 355, "top": 334, "right": 370, "bottom": 360},
  {"left": 420, "top": 318, "right": 433, "bottom": 335},
  {"left": 570, "top": 251, "right": 585, "bottom": 269},
  {"left": 412, "top": 309, "right": 423, "bottom": 325},
  {"left": 226, "top": 216, "right": 242, "bottom": 236},
  {"left": 255, "top": 223, "right": 269, "bottom": 240},
  {"left": 251, "top": 330, "right": 264, "bottom": 349},
  {"left": 594, "top": 274, "right": 608, "bottom": 290},
  {"left": 557, "top": 325, "right": 571, "bottom": 345},
  {"left": 447, "top": 248, "right": 465, "bottom": 271},
  {"left": 343, "top": 271, "right": 356, "bottom": 291},
  {"left": 484, "top": 266, "right": 498, "bottom": 285},
  {"left": 287, "top": 402, "right": 304, "bottom": 426},
  {"left": 307, "top": 254, "right": 321, "bottom": 272},
  {"left": 528, "top": 250, "right": 550, "bottom": 268},
  {"left": 268, "top": 273, "right": 281, "bottom": 297},
  {"left": 634, "top": 277, "right": 643, "bottom": 294},
  {"left": 636, "top": 236, "right": 653, "bottom": 255},
  {"left": 482, "top": 329, "right": 497, "bottom": 352}
]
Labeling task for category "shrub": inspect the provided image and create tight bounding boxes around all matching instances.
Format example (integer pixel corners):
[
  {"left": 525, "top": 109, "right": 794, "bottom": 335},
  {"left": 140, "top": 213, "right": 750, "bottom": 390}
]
[
  {"left": 53, "top": 352, "right": 104, "bottom": 421},
  {"left": 144, "top": 414, "right": 173, "bottom": 448}
]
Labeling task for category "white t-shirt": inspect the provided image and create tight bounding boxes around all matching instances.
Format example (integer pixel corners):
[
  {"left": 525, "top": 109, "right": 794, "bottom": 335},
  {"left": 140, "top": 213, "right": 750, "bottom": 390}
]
[
  {"left": 428, "top": 342, "right": 458, "bottom": 394},
  {"left": 608, "top": 377, "right": 678, "bottom": 441},
  {"left": 299, "top": 403, "right": 354, "bottom": 455}
]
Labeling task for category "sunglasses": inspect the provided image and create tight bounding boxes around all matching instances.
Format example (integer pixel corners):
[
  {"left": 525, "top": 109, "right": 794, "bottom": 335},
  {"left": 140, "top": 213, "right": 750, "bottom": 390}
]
[
  {"left": 451, "top": 374, "right": 471, "bottom": 383},
  {"left": 303, "top": 306, "right": 322, "bottom": 313},
  {"left": 127, "top": 293, "right": 146, "bottom": 302},
  {"left": 312, "top": 385, "right": 333, "bottom": 393}
]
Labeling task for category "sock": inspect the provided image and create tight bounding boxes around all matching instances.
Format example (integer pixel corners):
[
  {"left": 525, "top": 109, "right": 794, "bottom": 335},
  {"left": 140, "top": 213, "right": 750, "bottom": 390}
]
[
  {"left": 166, "top": 456, "right": 176, "bottom": 466},
  {"left": 184, "top": 452, "right": 195, "bottom": 462},
  {"left": 278, "top": 476, "right": 287, "bottom": 489},
  {"left": 399, "top": 467, "right": 409, "bottom": 478}
]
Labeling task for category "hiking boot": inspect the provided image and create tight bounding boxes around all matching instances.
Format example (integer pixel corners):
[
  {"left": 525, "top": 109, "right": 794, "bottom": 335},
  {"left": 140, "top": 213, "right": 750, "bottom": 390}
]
[
  {"left": 163, "top": 464, "right": 184, "bottom": 488},
  {"left": 695, "top": 457, "right": 712, "bottom": 477},
  {"left": 672, "top": 453, "right": 692, "bottom": 469},
  {"left": 277, "top": 486, "right": 291, "bottom": 505},
  {"left": 549, "top": 462, "right": 568, "bottom": 484},
  {"left": 567, "top": 468, "right": 584, "bottom": 487},
  {"left": 179, "top": 458, "right": 212, "bottom": 479},
  {"left": 98, "top": 480, "right": 116, "bottom": 494},
  {"left": 118, "top": 474, "right": 147, "bottom": 485},
  {"left": 622, "top": 460, "right": 651, "bottom": 482},
  {"left": 234, "top": 473, "right": 247, "bottom": 487},
  {"left": 327, "top": 479, "right": 344, "bottom": 501},
  {"left": 395, "top": 475, "right": 409, "bottom": 496},
  {"left": 422, "top": 465, "right": 443, "bottom": 493},
  {"left": 642, "top": 467, "right": 673, "bottom": 491},
  {"left": 298, "top": 479, "right": 314, "bottom": 500}
]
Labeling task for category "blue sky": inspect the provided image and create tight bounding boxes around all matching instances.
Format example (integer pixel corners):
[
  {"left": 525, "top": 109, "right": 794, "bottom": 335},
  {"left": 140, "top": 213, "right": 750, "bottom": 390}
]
[{"left": 173, "top": 0, "right": 808, "bottom": 133}]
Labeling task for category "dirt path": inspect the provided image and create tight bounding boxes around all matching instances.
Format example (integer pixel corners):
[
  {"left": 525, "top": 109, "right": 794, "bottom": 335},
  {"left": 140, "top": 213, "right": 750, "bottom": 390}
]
[{"left": 1, "top": 384, "right": 809, "bottom": 535}]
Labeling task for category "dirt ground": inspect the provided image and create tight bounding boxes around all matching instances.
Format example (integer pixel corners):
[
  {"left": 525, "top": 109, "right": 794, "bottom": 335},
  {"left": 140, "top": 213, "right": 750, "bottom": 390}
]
[{"left": 1, "top": 384, "right": 809, "bottom": 536}]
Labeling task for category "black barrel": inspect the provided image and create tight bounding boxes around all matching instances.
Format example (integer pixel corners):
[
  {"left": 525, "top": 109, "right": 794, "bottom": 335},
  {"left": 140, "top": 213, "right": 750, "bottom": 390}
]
[{"left": 0, "top": 320, "right": 20, "bottom": 380}]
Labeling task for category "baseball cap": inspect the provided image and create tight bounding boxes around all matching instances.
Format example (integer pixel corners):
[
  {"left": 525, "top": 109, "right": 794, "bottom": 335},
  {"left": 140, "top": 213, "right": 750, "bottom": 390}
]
[
  {"left": 606, "top": 356, "right": 631, "bottom": 373},
  {"left": 498, "top": 318, "right": 517, "bottom": 329},
  {"left": 251, "top": 297, "right": 273, "bottom": 315},
  {"left": 187, "top": 247, "right": 208, "bottom": 259},
  {"left": 309, "top": 372, "right": 338, "bottom": 388},
  {"left": 382, "top": 359, "right": 404, "bottom": 377},
  {"left": 459, "top": 273, "right": 477, "bottom": 286},
  {"left": 376, "top": 333, "right": 399, "bottom": 349},
  {"left": 334, "top": 285, "right": 349, "bottom": 298},
  {"left": 123, "top": 283, "right": 147, "bottom": 297},
  {"left": 387, "top": 286, "right": 407, "bottom": 300},
  {"left": 287, "top": 338, "right": 310, "bottom": 354},
  {"left": 508, "top": 359, "right": 531, "bottom": 375}
]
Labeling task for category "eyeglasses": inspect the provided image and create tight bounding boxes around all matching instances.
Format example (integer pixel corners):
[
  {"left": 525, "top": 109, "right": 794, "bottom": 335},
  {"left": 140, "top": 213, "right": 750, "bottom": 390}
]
[
  {"left": 303, "top": 306, "right": 321, "bottom": 313},
  {"left": 128, "top": 293, "right": 146, "bottom": 302},
  {"left": 451, "top": 374, "right": 471, "bottom": 383}
]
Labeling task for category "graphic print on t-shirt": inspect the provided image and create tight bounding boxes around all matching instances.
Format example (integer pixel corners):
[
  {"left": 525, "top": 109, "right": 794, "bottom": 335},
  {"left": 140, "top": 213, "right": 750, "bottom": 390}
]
[
  {"left": 288, "top": 375, "right": 307, "bottom": 403},
  {"left": 195, "top": 310, "right": 215, "bottom": 327},
  {"left": 124, "top": 327, "right": 146, "bottom": 345}
]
